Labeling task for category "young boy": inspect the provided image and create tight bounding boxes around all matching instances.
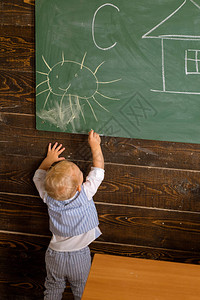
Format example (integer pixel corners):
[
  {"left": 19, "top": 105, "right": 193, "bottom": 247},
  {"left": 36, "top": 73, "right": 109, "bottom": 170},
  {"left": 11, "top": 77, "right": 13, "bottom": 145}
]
[{"left": 33, "top": 130, "right": 104, "bottom": 300}]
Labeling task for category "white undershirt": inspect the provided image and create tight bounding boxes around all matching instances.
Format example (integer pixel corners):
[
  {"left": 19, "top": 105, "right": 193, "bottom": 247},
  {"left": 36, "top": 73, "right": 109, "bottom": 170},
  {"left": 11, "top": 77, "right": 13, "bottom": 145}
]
[{"left": 33, "top": 167, "right": 104, "bottom": 251}]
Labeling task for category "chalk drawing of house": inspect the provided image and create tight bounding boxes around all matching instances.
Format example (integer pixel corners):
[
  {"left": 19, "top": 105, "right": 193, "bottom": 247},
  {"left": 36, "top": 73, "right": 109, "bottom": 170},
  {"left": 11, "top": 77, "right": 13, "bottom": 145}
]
[{"left": 142, "top": 0, "right": 200, "bottom": 95}]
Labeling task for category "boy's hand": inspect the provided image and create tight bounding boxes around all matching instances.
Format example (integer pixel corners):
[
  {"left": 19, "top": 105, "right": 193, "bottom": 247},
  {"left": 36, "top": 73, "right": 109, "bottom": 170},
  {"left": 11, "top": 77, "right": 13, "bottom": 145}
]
[
  {"left": 47, "top": 142, "right": 65, "bottom": 164},
  {"left": 88, "top": 130, "right": 104, "bottom": 169},
  {"left": 88, "top": 129, "right": 101, "bottom": 150},
  {"left": 38, "top": 142, "right": 65, "bottom": 170}
]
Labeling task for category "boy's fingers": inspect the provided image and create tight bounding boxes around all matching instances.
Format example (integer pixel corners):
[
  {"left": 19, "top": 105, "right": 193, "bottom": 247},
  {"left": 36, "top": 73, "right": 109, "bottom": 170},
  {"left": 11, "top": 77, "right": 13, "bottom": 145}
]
[
  {"left": 93, "top": 132, "right": 100, "bottom": 142},
  {"left": 58, "top": 157, "right": 65, "bottom": 161},
  {"left": 48, "top": 143, "right": 52, "bottom": 152},
  {"left": 56, "top": 143, "right": 63, "bottom": 151},
  {"left": 89, "top": 129, "right": 94, "bottom": 137},
  {"left": 52, "top": 142, "right": 58, "bottom": 150},
  {"left": 58, "top": 147, "right": 65, "bottom": 155}
]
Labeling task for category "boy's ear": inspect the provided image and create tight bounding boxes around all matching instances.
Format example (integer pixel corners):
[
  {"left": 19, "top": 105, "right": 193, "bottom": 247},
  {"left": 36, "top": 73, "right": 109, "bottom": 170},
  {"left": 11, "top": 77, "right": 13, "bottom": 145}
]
[{"left": 77, "top": 185, "right": 82, "bottom": 192}]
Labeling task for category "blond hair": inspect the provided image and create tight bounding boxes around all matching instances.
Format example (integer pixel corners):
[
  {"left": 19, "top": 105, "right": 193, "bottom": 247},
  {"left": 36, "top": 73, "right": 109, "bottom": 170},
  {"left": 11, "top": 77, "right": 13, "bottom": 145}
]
[{"left": 45, "top": 160, "right": 80, "bottom": 201}]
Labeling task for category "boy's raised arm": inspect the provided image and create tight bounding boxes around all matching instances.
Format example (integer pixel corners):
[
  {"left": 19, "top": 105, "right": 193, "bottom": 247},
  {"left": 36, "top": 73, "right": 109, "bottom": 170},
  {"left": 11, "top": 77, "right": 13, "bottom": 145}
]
[{"left": 88, "top": 130, "right": 104, "bottom": 169}]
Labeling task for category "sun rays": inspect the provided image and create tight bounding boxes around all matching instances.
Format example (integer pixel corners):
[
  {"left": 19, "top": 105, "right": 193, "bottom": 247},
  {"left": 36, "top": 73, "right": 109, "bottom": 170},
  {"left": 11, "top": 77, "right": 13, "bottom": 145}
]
[{"left": 36, "top": 52, "right": 121, "bottom": 128}]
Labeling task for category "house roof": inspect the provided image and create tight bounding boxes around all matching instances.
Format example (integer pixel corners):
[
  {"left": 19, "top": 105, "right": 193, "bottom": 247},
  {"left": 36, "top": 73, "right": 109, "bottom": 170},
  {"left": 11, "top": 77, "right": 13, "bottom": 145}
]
[{"left": 142, "top": 0, "right": 200, "bottom": 39}]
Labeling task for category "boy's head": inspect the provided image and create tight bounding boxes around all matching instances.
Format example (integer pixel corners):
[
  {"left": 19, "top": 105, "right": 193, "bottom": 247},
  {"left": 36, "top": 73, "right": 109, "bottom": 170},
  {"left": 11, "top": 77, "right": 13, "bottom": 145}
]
[{"left": 45, "top": 160, "right": 83, "bottom": 201}]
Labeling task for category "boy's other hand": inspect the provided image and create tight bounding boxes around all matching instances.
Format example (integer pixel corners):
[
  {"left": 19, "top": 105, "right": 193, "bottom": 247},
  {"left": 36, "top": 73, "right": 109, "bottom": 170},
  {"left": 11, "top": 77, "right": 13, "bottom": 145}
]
[
  {"left": 88, "top": 130, "right": 104, "bottom": 169},
  {"left": 88, "top": 129, "right": 101, "bottom": 150},
  {"left": 38, "top": 142, "right": 65, "bottom": 170},
  {"left": 47, "top": 142, "right": 65, "bottom": 164}
]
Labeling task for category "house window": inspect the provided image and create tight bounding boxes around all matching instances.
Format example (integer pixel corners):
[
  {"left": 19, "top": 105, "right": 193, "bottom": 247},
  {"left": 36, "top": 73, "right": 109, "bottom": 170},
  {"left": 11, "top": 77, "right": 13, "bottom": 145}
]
[{"left": 185, "top": 49, "right": 200, "bottom": 74}]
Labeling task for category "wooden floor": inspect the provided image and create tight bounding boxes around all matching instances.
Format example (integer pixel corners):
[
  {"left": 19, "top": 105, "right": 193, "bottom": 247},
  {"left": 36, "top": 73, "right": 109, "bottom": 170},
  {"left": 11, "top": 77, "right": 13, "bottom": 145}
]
[{"left": 0, "top": 0, "right": 200, "bottom": 299}]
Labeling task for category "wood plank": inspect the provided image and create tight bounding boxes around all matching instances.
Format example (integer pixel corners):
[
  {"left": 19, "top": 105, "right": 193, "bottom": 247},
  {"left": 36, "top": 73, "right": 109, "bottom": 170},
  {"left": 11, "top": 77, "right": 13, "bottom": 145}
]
[
  {"left": 0, "top": 0, "right": 34, "bottom": 71},
  {"left": 0, "top": 155, "right": 200, "bottom": 212},
  {"left": 82, "top": 254, "right": 200, "bottom": 300},
  {"left": 97, "top": 204, "right": 200, "bottom": 252},
  {"left": 0, "top": 193, "right": 49, "bottom": 234},
  {"left": 0, "top": 0, "right": 34, "bottom": 27},
  {"left": 1, "top": 25, "right": 33, "bottom": 40},
  {"left": 100, "top": 164, "right": 200, "bottom": 212},
  {"left": 24, "top": 0, "right": 35, "bottom": 5},
  {"left": 1, "top": 113, "right": 200, "bottom": 171},
  {"left": 90, "top": 241, "right": 200, "bottom": 265},
  {"left": 0, "top": 72, "right": 34, "bottom": 114},
  {"left": 0, "top": 193, "right": 200, "bottom": 252},
  {"left": 0, "top": 37, "right": 34, "bottom": 72}
]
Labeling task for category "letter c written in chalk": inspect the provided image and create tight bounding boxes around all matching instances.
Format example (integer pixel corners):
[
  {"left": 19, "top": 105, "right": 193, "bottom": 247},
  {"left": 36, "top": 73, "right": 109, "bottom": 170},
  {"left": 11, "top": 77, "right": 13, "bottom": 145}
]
[{"left": 92, "top": 3, "right": 120, "bottom": 51}]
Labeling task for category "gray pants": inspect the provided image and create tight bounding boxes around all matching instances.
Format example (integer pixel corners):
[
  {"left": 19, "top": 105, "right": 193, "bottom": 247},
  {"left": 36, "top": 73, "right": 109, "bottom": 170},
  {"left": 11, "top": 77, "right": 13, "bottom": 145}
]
[{"left": 44, "top": 246, "right": 91, "bottom": 300}]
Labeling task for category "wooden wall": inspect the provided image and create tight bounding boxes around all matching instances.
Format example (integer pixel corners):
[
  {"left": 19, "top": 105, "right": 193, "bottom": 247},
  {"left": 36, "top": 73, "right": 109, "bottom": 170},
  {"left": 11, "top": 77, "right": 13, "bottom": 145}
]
[{"left": 1, "top": 1, "right": 200, "bottom": 299}]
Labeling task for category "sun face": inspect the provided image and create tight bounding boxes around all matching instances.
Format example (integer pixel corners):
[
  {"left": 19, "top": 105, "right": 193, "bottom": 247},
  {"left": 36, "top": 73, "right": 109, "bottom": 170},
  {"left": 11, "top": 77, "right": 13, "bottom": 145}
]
[
  {"left": 36, "top": 52, "right": 121, "bottom": 129},
  {"left": 48, "top": 61, "right": 98, "bottom": 99}
]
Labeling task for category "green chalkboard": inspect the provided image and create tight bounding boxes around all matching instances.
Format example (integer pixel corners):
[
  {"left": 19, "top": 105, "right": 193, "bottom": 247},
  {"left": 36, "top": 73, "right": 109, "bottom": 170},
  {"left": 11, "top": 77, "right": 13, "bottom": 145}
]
[{"left": 36, "top": 0, "right": 200, "bottom": 143}]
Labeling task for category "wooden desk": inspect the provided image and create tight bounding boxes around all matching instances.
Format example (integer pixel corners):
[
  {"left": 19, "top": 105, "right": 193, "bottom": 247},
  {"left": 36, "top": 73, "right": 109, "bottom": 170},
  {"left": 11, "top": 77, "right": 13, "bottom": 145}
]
[{"left": 82, "top": 254, "right": 200, "bottom": 300}]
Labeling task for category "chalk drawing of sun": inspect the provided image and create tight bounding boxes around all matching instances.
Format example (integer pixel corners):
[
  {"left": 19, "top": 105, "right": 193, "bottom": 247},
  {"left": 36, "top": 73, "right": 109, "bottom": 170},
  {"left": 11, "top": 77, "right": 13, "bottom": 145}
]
[{"left": 36, "top": 52, "right": 121, "bottom": 130}]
